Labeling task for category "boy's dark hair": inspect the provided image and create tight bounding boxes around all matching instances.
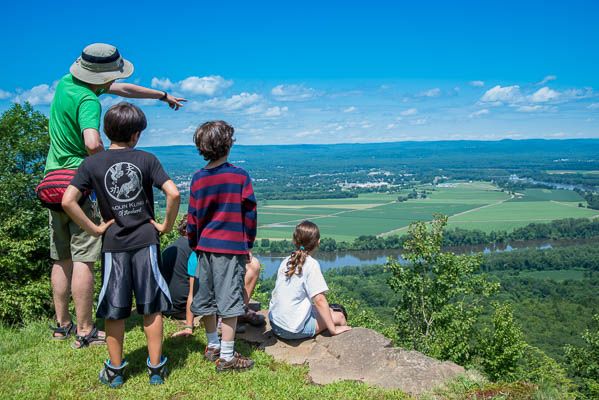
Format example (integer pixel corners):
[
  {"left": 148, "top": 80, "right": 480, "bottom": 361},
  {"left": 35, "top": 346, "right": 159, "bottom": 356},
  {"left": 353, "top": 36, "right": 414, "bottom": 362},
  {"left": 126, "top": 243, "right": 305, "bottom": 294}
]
[
  {"left": 104, "top": 102, "right": 147, "bottom": 142},
  {"left": 193, "top": 120, "right": 235, "bottom": 161}
]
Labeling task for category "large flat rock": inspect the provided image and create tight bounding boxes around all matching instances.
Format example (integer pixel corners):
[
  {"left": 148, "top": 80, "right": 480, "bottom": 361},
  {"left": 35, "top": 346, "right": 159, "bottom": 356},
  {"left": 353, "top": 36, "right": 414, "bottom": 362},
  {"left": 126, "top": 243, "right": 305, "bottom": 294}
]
[{"left": 237, "top": 311, "right": 465, "bottom": 396}]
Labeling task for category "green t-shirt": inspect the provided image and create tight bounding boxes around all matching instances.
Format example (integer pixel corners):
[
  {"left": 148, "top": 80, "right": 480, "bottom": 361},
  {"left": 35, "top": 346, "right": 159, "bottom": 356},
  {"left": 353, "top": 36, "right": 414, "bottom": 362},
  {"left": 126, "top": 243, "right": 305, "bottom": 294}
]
[{"left": 44, "top": 74, "right": 102, "bottom": 173}]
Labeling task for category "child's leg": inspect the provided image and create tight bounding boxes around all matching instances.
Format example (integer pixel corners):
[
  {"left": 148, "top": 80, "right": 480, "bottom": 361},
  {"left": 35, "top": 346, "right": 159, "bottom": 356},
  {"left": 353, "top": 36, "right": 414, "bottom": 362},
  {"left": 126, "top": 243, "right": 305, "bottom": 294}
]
[
  {"left": 186, "top": 277, "right": 195, "bottom": 327},
  {"left": 314, "top": 309, "right": 347, "bottom": 334},
  {"left": 221, "top": 317, "right": 237, "bottom": 342},
  {"left": 105, "top": 319, "right": 125, "bottom": 366},
  {"left": 243, "top": 256, "right": 261, "bottom": 305},
  {"left": 332, "top": 310, "right": 347, "bottom": 327},
  {"left": 203, "top": 314, "right": 220, "bottom": 349},
  {"left": 144, "top": 313, "right": 163, "bottom": 366},
  {"left": 172, "top": 277, "right": 196, "bottom": 338},
  {"left": 220, "top": 316, "right": 238, "bottom": 361}
]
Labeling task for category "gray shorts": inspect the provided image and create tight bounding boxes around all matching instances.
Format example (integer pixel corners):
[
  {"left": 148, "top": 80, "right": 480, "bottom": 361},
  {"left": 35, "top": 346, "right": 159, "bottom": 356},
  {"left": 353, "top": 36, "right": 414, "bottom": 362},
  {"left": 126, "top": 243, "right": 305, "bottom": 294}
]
[
  {"left": 49, "top": 199, "right": 101, "bottom": 262},
  {"left": 191, "top": 252, "right": 246, "bottom": 318},
  {"left": 97, "top": 245, "right": 172, "bottom": 320}
]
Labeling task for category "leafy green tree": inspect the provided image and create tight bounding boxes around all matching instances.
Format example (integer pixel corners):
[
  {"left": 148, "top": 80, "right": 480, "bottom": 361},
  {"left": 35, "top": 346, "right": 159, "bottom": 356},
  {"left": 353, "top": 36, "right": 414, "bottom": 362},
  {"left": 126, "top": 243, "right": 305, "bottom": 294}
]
[
  {"left": 387, "top": 214, "right": 499, "bottom": 365},
  {"left": 519, "top": 345, "right": 575, "bottom": 399},
  {"left": 0, "top": 103, "right": 52, "bottom": 323},
  {"left": 479, "top": 302, "right": 526, "bottom": 381},
  {"left": 564, "top": 314, "right": 599, "bottom": 399}
]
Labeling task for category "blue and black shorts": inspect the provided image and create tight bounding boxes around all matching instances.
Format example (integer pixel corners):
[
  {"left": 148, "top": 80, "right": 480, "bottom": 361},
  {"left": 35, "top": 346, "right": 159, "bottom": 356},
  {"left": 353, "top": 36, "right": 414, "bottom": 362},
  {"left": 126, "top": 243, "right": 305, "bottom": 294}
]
[{"left": 97, "top": 245, "right": 172, "bottom": 320}]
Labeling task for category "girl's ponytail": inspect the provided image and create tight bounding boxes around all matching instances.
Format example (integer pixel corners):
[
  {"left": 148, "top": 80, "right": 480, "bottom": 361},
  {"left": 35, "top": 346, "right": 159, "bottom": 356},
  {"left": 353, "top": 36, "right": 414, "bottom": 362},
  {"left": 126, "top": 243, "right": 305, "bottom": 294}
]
[{"left": 285, "top": 221, "right": 320, "bottom": 277}]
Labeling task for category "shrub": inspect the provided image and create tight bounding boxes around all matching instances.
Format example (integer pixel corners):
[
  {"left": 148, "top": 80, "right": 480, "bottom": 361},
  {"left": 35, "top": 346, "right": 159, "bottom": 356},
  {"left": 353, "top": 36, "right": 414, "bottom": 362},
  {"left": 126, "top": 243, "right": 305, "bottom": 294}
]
[
  {"left": 387, "top": 214, "right": 499, "bottom": 365},
  {"left": 0, "top": 103, "right": 51, "bottom": 324}
]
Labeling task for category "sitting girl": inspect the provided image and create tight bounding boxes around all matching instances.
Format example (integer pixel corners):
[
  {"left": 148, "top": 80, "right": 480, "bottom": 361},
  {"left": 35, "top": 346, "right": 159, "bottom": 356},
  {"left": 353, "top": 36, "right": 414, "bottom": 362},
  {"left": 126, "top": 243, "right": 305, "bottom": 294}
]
[{"left": 269, "top": 221, "right": 351, "bottom": 340}]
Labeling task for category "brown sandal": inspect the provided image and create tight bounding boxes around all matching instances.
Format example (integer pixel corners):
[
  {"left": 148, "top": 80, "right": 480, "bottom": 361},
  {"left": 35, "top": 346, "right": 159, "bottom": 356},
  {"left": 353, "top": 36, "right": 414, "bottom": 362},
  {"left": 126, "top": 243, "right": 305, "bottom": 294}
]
[{"left": 215, "top": 354, "right": 254, "bottom": 372}]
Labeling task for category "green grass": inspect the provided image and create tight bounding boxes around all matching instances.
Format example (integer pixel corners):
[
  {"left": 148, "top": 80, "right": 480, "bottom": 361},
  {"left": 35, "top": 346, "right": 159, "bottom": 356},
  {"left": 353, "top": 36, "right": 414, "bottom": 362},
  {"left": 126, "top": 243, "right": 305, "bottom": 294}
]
[{"left": 0, "top": 318, "right": 409, "bottom": 400}]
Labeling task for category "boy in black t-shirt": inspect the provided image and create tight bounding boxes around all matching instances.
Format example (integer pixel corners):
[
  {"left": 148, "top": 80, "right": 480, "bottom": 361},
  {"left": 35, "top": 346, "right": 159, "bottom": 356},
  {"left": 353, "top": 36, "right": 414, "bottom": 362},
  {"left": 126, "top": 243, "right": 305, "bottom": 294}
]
[{"left": 63, "top": 102, "right": 180, "bottom": 388}]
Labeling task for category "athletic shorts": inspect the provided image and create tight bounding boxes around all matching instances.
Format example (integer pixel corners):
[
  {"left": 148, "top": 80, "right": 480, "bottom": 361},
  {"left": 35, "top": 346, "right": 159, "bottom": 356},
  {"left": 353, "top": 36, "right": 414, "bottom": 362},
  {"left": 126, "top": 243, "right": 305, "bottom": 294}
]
[
  {"left": 191, "top": 252, "right": 246, "bottom": 318},
  {"left": 97, "top": 245, "right": 172, "bottom": 320},
  {"left": 49, "top": 198, "right": 101, "bottom": 262}
]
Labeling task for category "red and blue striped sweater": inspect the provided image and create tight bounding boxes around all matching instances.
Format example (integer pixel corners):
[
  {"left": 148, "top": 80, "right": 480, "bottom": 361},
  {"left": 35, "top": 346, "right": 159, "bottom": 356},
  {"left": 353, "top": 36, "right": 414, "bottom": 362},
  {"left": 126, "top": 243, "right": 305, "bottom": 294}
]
[{"left": 187, "top": 162, "right": 257, "bottom": 254}]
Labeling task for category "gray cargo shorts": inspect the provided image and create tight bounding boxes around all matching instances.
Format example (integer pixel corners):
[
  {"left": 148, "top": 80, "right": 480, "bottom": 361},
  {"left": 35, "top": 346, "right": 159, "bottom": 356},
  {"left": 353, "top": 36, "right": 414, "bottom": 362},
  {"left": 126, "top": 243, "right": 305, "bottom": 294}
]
[{"left": 191, "top": 252, "right": 246, "bottom": 318}]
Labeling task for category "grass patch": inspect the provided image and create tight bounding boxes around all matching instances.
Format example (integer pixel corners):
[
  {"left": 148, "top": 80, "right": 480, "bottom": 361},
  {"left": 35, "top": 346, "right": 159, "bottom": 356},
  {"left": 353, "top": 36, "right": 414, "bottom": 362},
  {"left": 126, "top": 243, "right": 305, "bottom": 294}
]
[{"left": 0, "top": 317, "right": 409, "bottom": 400}]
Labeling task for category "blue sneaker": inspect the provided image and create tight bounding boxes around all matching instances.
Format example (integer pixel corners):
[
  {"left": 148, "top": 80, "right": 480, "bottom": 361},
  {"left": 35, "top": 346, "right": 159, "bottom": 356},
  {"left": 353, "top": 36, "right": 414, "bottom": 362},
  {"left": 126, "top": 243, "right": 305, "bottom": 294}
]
[
  {"left": 147, "top": 356, "right": 168, "bottom": 385},
  {"left": 99, "top": 359, "right": 128, "bottom": 388}
]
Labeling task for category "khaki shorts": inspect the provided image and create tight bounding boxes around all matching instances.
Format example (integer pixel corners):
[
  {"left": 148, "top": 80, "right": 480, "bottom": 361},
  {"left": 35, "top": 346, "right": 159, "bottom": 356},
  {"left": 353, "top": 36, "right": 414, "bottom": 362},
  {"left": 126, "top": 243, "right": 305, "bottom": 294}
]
[{"left": 49, "top": 199, "right": 101, "bottom": 262}]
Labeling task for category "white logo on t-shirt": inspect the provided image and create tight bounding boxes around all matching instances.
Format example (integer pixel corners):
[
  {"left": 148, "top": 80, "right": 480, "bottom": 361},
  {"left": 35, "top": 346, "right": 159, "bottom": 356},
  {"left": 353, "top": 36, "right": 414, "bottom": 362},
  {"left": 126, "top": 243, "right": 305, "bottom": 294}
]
[{"left": 104, "top": 162, "right": 143, "bottom": 202}]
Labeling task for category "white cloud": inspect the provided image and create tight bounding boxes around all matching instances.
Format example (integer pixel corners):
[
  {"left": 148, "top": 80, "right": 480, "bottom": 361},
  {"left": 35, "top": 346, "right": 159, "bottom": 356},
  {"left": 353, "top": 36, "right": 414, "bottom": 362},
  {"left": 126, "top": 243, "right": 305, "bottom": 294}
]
[
  {"left": 263, "top": 106, "right": 288, "bottom": 117},
  {"left": 588, "top": 103, "right": 599, "bottom": 110},
  {"left": 386, "top": 123, "right": 396, "bottom": 130},
  {"left": 562, "top": 87, "right": 594, "bottom": 100},
  {"left": 410, "top": 118, "right": 427, "bottom": 126},
  {"left": 400, "top": 108, "right": 418, "bottom": 116},
  {"left": 0, "top": 89, "right": 11, "bottom": 99},
  {"left": 517, "top": 105, "right": 544, "bottom": 112},
  {"left": 296, "top": 128, "right": 321, "bottom": 137},
  {"left": 417, "top": 88, "right": 441, "bottom": 97},
  {"left": 151, "top": 77, "right": 176, "bottom": 90},
  {"left": 193, "top": 92, "right": 287, "bottom": 118},
  {"left": 151, "top": 75, "right": 232, "bottom": 96},
  {"left": 343, "top": 106, "right": 357, "bottom": 113},
  {"left": 100, "top": 96, "right": 122, "bottom": 109},
  {"left": 179, "top": 76, "right": 233, "bottom": 96},
  {"left": 480, "top": 85, "right": 522, "bottom": 104},
  {"left": 182, "top": 125, "right": 197, "bottom": 135},
  {"left": 13, "top": 82, "right": 57, "bottom": 105},
  {"left": 537, "top": 75, "right": 557, "bottom": 85},
  {"left": 469, "top": 109, "right": 489, "bottom": 118},
  {"left": 469, "top": 80, "right": 485, "bottom": 87},
  {"left": 529, "top": 86, "right": 560, "bottom": 103},
  {"left": 271, "top": 84, "right": 318, "bottom": 101},
  {"left": 203, "top": 92, "right": 262, "bottom": 112}
]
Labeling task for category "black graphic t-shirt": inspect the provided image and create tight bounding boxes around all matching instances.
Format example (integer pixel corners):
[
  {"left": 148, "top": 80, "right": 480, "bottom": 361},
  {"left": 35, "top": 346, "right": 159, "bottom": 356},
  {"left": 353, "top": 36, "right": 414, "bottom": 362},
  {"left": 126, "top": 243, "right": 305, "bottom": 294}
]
[{"left": 71, "top": 148, "right": 170, "bottom": 252}]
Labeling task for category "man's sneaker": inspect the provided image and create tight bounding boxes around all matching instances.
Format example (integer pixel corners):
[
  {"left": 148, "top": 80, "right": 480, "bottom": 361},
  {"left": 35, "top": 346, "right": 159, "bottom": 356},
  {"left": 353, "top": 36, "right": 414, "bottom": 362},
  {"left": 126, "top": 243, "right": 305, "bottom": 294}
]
[
  {"left": 99, "top": 359, "right": 128, "bottom": 388},
  {"left": 147, "top": 356, "right": 168, "bottom": 385},
  {"left": 204, "top": 346, "right": 220, "bottom": 362},
  {"left": 215, "top": 354, "right": 255, "bottom": 372}
]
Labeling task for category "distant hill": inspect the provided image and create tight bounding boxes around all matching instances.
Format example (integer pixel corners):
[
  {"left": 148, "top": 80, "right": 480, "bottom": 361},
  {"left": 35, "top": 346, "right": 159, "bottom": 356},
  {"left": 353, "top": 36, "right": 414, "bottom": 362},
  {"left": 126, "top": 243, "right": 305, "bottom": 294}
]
[{"left": 145, "top": 139, "right": 599, "bottom": 179}]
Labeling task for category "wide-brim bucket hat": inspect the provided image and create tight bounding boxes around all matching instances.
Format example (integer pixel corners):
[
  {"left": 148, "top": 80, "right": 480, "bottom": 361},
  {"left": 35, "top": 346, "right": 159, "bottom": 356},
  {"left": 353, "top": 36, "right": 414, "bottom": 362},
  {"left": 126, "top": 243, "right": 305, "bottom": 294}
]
[{"left": 70, "top": 43, "right": 134, "bottom": 85}]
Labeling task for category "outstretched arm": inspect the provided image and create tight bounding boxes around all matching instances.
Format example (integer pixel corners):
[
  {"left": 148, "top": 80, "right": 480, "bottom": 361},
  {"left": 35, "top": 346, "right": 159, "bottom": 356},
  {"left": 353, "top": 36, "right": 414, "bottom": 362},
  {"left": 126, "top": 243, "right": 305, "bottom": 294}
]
[
  {"left": 107, "top": 82, "right": 187, "bottom": 110},
  {"left": 62, "top": 186, "right": 114, "bottom": 236}
]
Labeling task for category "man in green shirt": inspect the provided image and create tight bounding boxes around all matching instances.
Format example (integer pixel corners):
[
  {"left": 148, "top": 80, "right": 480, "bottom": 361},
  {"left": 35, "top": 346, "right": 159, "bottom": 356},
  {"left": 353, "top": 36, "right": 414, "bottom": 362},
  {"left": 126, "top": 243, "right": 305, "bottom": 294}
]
[{"left": 48, "top": 43, "right": 185, "bottom": 348}]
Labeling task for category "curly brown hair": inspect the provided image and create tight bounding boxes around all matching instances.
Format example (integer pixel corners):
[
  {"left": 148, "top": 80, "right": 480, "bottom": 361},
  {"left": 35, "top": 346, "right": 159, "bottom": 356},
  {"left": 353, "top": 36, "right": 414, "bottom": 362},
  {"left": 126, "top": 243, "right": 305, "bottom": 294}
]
[
  {"left": 285, "top": 221, "right": 320, "bottom": 277},
  {"left": 193, "top": 120, "right": 235, "bottom": 161}
]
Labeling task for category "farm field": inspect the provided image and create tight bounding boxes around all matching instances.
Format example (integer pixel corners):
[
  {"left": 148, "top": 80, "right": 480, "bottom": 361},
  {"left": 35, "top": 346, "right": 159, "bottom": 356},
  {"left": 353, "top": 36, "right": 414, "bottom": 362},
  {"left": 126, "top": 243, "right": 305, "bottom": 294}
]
[
  {"left": 447, "top": 188, "right": 597, "bottom": 232},
  {"left": 256, "top": 182, "right": 599, "bottom": 241}
]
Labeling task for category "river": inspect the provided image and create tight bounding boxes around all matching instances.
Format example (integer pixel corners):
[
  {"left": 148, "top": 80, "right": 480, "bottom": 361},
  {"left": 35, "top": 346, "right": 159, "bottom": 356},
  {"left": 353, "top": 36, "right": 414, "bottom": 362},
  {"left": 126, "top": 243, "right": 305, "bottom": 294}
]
[{"left": 255, "top": 238, "right": 593, "bottom": 277}]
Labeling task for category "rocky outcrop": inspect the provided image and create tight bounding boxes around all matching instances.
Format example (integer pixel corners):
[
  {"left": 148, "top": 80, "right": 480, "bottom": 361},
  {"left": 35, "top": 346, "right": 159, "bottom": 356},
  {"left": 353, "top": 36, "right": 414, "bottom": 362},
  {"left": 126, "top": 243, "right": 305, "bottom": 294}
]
[{"left": 237, "top": 311, "right": 465, "bottom": 396}]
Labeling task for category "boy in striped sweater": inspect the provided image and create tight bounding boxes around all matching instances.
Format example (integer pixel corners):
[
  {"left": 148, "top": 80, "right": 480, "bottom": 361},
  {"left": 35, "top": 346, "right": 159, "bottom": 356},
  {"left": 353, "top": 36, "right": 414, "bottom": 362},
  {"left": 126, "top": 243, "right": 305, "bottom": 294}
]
[{"left": 187, "top": 120, "right": 257, "bottom": 372}]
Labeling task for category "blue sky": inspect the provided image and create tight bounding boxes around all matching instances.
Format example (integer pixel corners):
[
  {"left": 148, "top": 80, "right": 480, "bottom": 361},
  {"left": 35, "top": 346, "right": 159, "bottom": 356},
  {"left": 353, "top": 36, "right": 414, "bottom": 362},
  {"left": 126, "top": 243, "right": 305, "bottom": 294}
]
[{"left": 2, "top": 0, "right": 599, "bottom": 146}]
